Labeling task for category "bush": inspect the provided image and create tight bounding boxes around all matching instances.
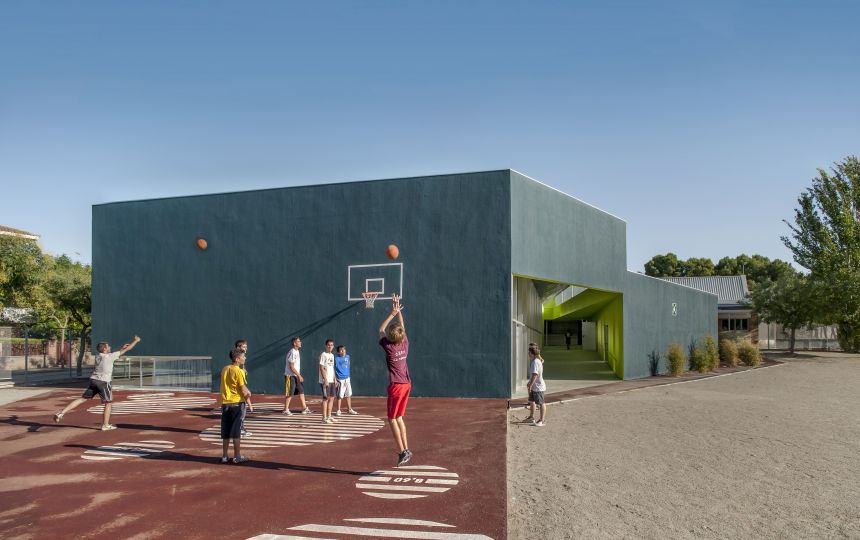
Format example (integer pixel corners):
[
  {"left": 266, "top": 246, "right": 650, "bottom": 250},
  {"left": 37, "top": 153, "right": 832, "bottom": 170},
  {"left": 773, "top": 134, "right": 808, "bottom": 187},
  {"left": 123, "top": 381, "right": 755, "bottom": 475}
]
[
  {"left": 689, "top": 341, "right": 709, "bottom": 373},
  {"left": 719, "top": 339, "right": 739, "bottom": 367},
  {"left": 703, "top": 335, "right": 719, "bottom": 371},
  {"left": 667, "top": 343, "right": 686, "bottom": 376},
  {"left": 737, "top": 340, "right": 761, "bottom": 366},
  {"left": 648, "top": 349, "right": 662, "bottom": 376}
]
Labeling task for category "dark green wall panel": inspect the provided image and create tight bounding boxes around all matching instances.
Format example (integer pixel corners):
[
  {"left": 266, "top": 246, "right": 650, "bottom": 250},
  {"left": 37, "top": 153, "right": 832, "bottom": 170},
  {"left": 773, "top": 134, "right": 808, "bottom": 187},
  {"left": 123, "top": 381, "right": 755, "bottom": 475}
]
[{"left": 93, "top": 172, "right": 512, "bottom": 398}]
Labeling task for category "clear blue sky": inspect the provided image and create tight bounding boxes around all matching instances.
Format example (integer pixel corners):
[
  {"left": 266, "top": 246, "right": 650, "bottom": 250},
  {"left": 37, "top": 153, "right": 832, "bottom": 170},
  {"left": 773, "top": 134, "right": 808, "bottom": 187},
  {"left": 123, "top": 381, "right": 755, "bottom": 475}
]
[{"left": 2, "top": 1, "right": 858, "bottom": 271}]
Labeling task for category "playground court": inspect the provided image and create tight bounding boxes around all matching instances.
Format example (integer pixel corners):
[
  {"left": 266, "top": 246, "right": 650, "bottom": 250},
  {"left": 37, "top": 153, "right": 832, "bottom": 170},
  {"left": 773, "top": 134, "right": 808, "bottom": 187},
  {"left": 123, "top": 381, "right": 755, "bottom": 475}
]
[{"left": 0, "top": 390, "right": 506, "bottom": 539}]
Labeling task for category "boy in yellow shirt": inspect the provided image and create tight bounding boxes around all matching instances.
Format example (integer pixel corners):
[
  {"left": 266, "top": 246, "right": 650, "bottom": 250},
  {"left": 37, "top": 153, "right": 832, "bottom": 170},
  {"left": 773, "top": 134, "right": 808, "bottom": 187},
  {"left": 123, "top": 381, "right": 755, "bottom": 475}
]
[{"left": 220, "top": 348, "right": 252, "bottom": 464}]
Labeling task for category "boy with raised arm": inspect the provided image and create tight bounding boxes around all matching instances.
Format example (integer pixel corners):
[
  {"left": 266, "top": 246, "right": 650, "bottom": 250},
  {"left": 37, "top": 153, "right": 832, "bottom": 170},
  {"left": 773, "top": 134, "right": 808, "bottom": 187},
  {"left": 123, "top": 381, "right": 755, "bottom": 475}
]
[
  {"left": 378, "top": 293, "right": 412, "bottom": 466},
  {"left": 53, "top": 335, "right": 141, "bottom": 430}
]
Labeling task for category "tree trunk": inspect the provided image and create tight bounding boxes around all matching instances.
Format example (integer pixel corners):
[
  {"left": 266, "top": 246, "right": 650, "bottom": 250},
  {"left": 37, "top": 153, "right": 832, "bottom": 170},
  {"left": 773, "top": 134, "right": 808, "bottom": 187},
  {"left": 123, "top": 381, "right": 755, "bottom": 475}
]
[
  {"left": 789, "top": 327, "right": 796, "bottom": 354},
  {"left": 76, "top": 326, "right": 90, "bottom": 377}
]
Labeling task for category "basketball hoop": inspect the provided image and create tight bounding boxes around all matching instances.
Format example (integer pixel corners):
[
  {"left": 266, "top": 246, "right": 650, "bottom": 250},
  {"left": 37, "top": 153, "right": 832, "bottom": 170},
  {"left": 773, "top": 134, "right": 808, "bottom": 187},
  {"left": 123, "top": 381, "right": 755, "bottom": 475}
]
[{"left": 361, "top": 291, "right": 381, "bottom": 309}]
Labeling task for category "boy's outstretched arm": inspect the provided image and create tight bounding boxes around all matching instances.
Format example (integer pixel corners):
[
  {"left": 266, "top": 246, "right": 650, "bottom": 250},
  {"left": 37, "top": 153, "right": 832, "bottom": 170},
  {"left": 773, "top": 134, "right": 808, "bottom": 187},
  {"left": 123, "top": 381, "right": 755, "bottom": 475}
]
[{"left": 378, "top": 294, "right": 405, "bottom": 336}]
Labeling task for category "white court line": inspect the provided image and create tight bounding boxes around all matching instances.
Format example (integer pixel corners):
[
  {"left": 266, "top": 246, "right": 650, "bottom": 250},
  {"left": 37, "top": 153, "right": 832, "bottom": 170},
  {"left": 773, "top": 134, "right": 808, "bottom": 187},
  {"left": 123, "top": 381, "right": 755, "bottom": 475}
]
[
  {"left": 396, "top": 465, "right": 448, "bottom": 470},
  {"left": 248, "top": 535, "right": 337, "bottom": 540},
  {"left": 290, "top": 524, "right": 492, "bottom": 539},
  {"left": 372, "top": 471, "right": 459, "bottom": 477},
  {"left": 362, "top": 492, "right": 424, "bottom": 499},
  {"left": 345, "top": 518, "right": 454, "bottom": 528},
  {"left": 82, "top": 455, "right": 122, "bottom": 461},
  {"left": 425, "top": 479, "right": 459, "bottom": 485},
  {"left": 355, "top": 484, "right": 449, "bottom": 493},
  {"left": 358, "top": 476, "right": 392, "bottom": 482}
]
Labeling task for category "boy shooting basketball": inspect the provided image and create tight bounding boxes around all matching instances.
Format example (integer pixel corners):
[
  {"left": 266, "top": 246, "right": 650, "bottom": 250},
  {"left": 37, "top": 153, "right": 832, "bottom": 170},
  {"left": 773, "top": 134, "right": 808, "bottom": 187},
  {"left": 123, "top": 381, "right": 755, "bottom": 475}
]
[{"left": 378, "top": 293, "right": 412, "bottom": 466}]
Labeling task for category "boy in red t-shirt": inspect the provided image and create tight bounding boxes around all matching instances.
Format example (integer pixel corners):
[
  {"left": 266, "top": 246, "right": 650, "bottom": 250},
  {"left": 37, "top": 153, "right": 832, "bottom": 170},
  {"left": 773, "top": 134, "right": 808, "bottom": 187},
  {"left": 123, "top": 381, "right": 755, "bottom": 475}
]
[{"left": 378, "top": 293, "right": 412, "bottom": 466}]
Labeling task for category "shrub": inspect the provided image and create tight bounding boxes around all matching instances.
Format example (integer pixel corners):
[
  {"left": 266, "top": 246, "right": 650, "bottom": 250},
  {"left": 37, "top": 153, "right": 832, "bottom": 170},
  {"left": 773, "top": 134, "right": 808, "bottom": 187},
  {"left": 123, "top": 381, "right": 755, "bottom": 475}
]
[
  {"left": 648, "top": 349, "right": 662, "bottom": 376},
  {"left": 703, "top": 335, "right": 719, "bottom": 371},
  {"left": 719, "top": 339, "right": 739, "bottom": 367},
  {"left": 667, "top": 343, "right": 686, "bottom": 376},
  {"left": 737, "top": 340, "right": 761, "bottom": 366},
  {"left": 689, "top": 340, "right": 709, "bottom": 373}
]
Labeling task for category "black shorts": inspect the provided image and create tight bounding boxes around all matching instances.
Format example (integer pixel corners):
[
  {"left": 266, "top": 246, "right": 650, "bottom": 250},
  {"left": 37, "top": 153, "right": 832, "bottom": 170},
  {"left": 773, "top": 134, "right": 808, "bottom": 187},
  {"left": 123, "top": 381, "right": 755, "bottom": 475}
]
[
  {"left": 285, "top": 375, "right": 304, "bottom": 396},
  {"left": 529, "top": 390, "right": 545, "bottom": 406},
  {"left": 320, "top": 382, "right": 337, "bottom": 398},
  {"left": 221, "top": 403, "right": 244, "bottom": 439},
  {"left": 82, "top": 379, "right": 112, "bottom": 403}
]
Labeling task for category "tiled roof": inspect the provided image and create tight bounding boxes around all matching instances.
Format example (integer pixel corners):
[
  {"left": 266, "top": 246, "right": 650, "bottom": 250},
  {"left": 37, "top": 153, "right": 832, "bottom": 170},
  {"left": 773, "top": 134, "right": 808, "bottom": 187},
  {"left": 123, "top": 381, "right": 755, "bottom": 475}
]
[
  {"left": 0, "top": 225, "right": 39, "bottom": 239},
  {"left": 660, "top": 275, "right": 749, "bottom": 306}
]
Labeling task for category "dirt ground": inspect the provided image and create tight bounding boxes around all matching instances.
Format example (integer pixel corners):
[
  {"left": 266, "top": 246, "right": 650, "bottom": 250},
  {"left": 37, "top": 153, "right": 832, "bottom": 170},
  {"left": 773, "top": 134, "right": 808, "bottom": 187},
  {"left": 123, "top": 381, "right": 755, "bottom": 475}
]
[{"left": 508, "top": 352, "right": 860, "bottom": 539}]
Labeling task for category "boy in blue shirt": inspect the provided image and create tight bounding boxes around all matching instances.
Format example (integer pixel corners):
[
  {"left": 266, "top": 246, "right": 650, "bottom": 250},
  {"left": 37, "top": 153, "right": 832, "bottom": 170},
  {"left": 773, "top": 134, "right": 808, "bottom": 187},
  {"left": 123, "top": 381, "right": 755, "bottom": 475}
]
[{"left": 334, "top": 345, "right": 358, "bottom": 416}]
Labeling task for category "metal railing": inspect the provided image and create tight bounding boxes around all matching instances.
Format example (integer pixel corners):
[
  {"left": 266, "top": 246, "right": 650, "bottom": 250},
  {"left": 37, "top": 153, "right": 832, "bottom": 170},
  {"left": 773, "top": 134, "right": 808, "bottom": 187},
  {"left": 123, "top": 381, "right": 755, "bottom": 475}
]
[{"left": 113, "top": 356, "right": 212, "bottom": 391}]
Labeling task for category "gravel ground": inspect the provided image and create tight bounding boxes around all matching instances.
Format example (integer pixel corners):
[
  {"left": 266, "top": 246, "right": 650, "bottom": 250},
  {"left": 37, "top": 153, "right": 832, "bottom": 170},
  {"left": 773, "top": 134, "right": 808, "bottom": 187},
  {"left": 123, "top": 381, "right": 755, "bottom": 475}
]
[{"left": 508, "top": 352, "right": 860, "bottom": 539}]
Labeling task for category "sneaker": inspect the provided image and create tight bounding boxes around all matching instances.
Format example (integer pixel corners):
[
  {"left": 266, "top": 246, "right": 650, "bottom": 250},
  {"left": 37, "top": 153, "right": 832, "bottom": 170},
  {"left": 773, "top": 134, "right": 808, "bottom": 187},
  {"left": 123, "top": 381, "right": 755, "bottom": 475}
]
[
  {"left": 53, "top": 412, "right": 64, "bottom": 424},
  {"left": 404, "top": 449, "right": 413, "bottom": 463},
  {"left": 325, "top": 417, "right": 334, "bottom": 424},
  {"left": 232, "top": 455, "right": 250, "bottom": 464},
  {"left": 220, "top": 456, "right": 230, "bottom": 464},
  {"left": 522, "top": 416, "right": 534, "bottom": 424},
  {"left": 348, "top": 409, "right": 358, "bottom": 415},
  {"left": 283, "top": 409, "right": 293, "bottom": 416},
  {"left": 301, "top": 408, "right": 312, "bottom": 415},
  {"left": 396, "top": 450, "right": 412, "bottom": 466},
  {"left": 533, "top": 421, "right": 545, "bottom": 427},
  {"left": 334, "top": 410, "right": 341, "bottom": 416},
  {"left": 101, "top": 424, "right": 117, "bottom": 431},
  {"left": 241, "top": 430, "right": 252, "bottom": 438}
]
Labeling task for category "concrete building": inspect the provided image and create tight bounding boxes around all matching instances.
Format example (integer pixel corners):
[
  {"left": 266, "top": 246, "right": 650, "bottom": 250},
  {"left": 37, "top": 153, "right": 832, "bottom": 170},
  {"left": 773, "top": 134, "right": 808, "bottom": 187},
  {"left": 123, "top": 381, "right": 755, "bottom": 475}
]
[{"left": 92, "top": 170, "right": 717, "bottom": 398}]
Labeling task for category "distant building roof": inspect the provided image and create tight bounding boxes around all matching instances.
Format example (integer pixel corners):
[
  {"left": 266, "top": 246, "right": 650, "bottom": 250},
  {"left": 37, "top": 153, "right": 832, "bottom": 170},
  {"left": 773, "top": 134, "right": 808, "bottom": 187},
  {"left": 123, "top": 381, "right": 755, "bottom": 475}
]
[
  {"left": 660, "top": 275, "right": 749, "bottom": 306},
  {"left": 0, "top": 225, "right": 40, "bottom": 240}
]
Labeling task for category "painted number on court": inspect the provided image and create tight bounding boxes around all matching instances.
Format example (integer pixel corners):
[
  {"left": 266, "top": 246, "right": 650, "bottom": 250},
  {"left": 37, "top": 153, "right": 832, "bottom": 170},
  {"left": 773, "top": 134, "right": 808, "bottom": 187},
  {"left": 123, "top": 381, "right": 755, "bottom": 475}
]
[
  {"left": 672, "top": 303, "right": 678, "bottom": 316},
  {"left": 357, "top": 465, "right": 460, "bottom": 500}
]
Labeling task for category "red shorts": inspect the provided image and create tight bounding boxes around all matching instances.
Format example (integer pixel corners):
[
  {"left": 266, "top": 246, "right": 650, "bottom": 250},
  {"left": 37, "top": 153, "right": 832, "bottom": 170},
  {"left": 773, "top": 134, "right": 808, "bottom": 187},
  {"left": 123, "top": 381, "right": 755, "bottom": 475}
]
[{"left": 387, "top": 382, "right": 411, "bottom": 419}]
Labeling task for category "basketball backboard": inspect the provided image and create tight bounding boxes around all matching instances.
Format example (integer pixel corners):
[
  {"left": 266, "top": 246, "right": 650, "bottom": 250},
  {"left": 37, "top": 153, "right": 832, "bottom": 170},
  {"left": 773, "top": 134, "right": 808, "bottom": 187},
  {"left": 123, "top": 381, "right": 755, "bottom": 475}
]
[{"left": 348, "top": 263, "right": 404, "bottom": 302}]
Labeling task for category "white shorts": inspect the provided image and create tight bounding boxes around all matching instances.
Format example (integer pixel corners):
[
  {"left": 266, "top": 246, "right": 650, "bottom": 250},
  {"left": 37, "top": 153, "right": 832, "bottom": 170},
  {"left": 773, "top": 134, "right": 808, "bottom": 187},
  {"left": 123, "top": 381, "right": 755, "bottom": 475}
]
[{"left": 337, "top": 378, "right": 352, "bottom": 399}]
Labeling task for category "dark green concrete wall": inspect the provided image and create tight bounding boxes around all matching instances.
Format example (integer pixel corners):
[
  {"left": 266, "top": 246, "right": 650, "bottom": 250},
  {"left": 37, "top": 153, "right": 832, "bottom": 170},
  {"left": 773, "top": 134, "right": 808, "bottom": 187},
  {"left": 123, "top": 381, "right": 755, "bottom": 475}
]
[
  {"left": 622, "top": 273, "right": 718, "bottom": 379},
  {"left": 92, "top": 171, "right": 512, "bottom": 398},
  {"left": 510, "top": 171, "right": 628, "bottom": 292}
]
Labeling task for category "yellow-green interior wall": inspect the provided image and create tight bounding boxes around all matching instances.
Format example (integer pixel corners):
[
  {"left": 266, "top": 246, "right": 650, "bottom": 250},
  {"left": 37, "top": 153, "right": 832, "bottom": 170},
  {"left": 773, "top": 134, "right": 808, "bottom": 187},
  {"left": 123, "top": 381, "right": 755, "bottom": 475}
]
[{"left": 595, "top": 296, "right": 624, "bottom": 378}]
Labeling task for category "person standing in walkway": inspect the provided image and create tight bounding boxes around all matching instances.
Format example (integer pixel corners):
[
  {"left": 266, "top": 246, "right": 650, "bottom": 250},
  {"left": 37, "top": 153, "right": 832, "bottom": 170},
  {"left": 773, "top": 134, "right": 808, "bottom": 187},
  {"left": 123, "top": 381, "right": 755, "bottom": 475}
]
[
  {"left": 284, "top": 337, "right": 311, "bottom": 415},
  {"left": 527, "top": 344, "right": 546, "bottom": 427},
  {"left": 53, "top": 335, "right": 141, "bottom": 430},
  {"left": 565, "top": 330, "right": 572, "bottom": 350},
  {"left": 378, "top": 294, "right": 412, "bottom": 466},
  {"left": 221, "top": 347, "right": 252, "bottom": 464}
]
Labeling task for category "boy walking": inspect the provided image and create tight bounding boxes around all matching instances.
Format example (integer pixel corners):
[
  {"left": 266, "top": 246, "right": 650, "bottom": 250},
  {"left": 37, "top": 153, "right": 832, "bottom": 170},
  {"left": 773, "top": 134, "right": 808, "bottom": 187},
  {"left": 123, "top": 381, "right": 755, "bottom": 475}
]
[
  {"left": 319, "top": 339, "right": 337, "bottom": 424},
  {"left": 334, "top": 345, "right": 357, "bottom": 416},
  {"left": 221, "top": 347, "right": 252, "bottom": 464},
  {"left": 284, "top": 337, "right": 311, "bottom": 415},
  {"left": 378, "top": 294, "right": 412, "bottom": 466},
  {"left": 526, "top": 344, "right": 546, "bottom": 426},
  {"left": 53, "top": 335, "right": 141, "bottom": 430}
]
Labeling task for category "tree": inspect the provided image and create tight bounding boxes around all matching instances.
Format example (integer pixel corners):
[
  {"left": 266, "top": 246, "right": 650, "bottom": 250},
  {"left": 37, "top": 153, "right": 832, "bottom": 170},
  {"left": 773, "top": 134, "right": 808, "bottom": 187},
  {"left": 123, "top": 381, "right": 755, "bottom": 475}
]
[
  {"left": 715, "top": 254, "right": 795, "bottom": 291},
  {"left": 782, "top": 156, "right": 860, "bottom": 352},
  {"left": 644, "top": 253, "right": 682, "bottom": 277},
  {"left": 748, "top": 273, "right": 820, "bottom": 353},
  {"left": 0, "top": 236, "right": 50, "bottom": 311},
  {"left": 42, "top": 256, "right": 92, "bottom": 375},
  {"left": 681, "top": 257, "right": 715, "bottom": 277}
]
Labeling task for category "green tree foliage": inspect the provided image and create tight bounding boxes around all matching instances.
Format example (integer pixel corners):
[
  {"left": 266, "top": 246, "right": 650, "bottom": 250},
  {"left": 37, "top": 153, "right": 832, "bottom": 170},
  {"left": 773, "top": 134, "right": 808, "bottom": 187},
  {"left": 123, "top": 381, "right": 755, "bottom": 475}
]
[
  {"left": 644, "top": 252, "right": 682, "bottom": 277},
  {"left": 782, "top": 156, "right": 860, "bottom": 352},
  {"left": 644, "top": 252, "right": 794, "bottom": 291},
  {"left": 0, "top": 236, "right": 50, "bottom": 311},
  {"left": 748, "top": 272, "right": 819, "bottom": 353}
]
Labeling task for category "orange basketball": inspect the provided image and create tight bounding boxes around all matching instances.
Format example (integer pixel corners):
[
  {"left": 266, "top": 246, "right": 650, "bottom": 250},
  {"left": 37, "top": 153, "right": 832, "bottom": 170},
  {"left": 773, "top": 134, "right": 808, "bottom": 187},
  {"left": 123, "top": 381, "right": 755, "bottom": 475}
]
[
  {"left": 386, "top": 244, "right": 399, "bottom": 260},
  {"left": 196, "top": 238, "right": 208, "bottom": 250}
]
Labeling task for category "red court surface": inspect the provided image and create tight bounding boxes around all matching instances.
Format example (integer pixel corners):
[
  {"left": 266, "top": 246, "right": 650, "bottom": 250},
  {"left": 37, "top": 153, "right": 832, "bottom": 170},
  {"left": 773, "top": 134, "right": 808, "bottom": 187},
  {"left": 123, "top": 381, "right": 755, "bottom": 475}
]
[{"left": 0, "top": 390, "right": 506, "bottom": 540}]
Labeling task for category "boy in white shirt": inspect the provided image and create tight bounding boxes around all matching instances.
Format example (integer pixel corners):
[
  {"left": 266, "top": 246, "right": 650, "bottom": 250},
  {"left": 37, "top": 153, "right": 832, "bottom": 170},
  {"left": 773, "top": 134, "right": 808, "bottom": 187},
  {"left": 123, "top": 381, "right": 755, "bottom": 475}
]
[
  {"left": 526, "top": 344, "right": 546, "bottom": 427},
  {"left": 318, "top": 339, "right": 336, "bottom": 424}
]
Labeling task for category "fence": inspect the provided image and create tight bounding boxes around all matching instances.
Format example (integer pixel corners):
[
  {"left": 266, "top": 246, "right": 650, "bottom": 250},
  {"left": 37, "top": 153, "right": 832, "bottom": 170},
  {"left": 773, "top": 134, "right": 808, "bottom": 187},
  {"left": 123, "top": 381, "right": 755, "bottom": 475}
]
[
  {"left": 0, "top": 326, "right": 93, "bottom": 382},
  {"left": 112, "top": 356, "right": 212, "bottom": 391}
]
